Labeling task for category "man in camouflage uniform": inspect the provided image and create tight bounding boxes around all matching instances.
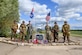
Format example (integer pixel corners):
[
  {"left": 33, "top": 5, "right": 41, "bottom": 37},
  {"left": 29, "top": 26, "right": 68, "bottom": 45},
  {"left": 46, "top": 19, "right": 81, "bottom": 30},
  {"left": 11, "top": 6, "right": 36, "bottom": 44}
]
[
  {"left": 11, "top": 20, "right": 18, "bottom": 40},
  {"left": 19, "top": 21, "right": 26, "bottom": 41},
  {"left": 52, "top": 22, "right": 59, "bottom": 42},
  {"left": 27, "top": 21, "right": 33, "bottom": 42},
  {"left": 45, "top": 22, "right": 51, "bottom": 42},
  {"left": 62, "top": 21, "right": 70, "bottom": 43}
]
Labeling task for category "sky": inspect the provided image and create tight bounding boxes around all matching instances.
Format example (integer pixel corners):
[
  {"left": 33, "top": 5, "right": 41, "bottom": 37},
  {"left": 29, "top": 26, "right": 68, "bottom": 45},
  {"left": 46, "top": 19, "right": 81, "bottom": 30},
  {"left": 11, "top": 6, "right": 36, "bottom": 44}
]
[{"left": 18, "top": 0, "right": 82, "bottom": 30}]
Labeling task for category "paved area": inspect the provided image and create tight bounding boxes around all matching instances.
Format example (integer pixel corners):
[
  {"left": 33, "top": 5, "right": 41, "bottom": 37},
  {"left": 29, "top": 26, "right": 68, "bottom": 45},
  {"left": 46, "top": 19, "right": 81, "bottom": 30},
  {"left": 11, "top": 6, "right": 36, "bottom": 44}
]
[
  {"left": 0, "top": 36, "right": 82, "bottom": 55},
  {"left": 0, "top": 43, "right": 17, "bottom": 55},
  {"left": 0, "top": 38, "right": 81, "bottom": 46},
  {"left": 0, "top": 42, "right": 82, "bottom": 55}
]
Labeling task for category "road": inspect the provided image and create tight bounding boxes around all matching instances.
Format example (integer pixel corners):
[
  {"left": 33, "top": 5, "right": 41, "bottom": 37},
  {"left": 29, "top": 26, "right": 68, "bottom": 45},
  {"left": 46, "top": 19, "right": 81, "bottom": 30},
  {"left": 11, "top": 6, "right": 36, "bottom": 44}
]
[
  {"left": 0, "top": 42, "right": 17, "bottom": 55},
  {"left": 0, "top": 42, "right": 82, "bottom": 55}
]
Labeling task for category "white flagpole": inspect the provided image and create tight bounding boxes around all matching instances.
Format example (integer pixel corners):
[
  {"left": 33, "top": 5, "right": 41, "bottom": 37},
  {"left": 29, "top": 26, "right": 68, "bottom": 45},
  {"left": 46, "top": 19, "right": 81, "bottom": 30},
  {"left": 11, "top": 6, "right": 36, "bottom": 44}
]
[{"left": 32, "top": 4, "right": 36, "bottom": 33}]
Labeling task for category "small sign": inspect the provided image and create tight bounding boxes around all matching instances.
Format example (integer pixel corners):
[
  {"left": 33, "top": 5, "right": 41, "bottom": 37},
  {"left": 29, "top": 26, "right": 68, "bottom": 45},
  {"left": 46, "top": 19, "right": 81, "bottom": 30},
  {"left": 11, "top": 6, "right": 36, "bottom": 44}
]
[{"left": 36, "top": 35, "right": 43, "bottom": 40}]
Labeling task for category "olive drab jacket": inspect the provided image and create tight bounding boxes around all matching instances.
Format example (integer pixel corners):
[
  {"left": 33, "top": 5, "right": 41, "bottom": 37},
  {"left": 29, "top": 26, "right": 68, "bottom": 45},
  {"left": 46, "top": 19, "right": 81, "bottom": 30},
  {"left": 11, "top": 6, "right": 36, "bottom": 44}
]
[
  {"left": 62, "top": 24, "right": 70, "bottom": 33},
  {"left": 53, "top": 24, "right": 59, "bottom": 32},
  {"left": 11, "top": 23, "right": 18, "bottom": 33},
  {"left": 19, "top": 23, "right": 26, "bottom": 35},
  {"left": 45, "top": 25, "right": 51, "bottom": 34},
  {"left": 27, "top": 24, "right": 33, "bottom": 35}
]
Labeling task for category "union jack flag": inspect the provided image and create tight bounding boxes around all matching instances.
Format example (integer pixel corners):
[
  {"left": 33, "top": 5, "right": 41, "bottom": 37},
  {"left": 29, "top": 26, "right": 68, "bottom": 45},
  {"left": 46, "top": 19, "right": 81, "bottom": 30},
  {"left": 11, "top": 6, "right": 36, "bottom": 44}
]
[{"left": 30, "top": 8, "right": 34, "bottom": 18}]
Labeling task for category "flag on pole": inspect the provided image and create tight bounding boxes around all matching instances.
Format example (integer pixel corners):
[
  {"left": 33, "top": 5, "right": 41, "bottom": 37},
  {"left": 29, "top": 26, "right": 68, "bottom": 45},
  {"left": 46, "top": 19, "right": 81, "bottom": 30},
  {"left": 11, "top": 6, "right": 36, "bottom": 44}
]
[
  {"left": 46, "top": 12, "right": 50, "bottom": 21},
  {"left": 30, "top": 8, "right": 34, "bottom": 18}
]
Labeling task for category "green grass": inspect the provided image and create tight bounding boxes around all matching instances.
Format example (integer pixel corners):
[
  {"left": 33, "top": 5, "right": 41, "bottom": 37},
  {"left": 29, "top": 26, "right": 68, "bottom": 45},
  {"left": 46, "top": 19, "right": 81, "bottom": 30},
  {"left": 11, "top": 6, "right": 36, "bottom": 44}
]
[
  {"left": 37, "top": 30, "right": 82, "bottom": 37},
  {"left": 71, "top": 30, "right": 82, "bottom": 37}
]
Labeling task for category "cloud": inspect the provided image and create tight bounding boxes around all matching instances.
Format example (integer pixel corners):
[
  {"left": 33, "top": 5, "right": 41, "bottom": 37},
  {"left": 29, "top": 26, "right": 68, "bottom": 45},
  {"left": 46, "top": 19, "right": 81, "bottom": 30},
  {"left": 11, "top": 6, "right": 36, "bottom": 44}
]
[
  {"left": 19, "top": 18, "right": 28, "bottom": 24},
  {"left": 18, "top": 0, "right": 51, "bottom": 17},
  {"left": 34, "top": 15, "right": 46, "bottom": 19},
  {"left": 18, "top": 0, "right": 51, "bottom": 28},
  {"left": 51, "top": 17, "right": 68, "bottom": 21},
  {"left": 18, "top": 0, "right": 82, "bottom": 29},
  {"left": 51, "top": 0, "right": 82, "bottom": 7},
  {"left": 77, "top": 17, "right": 82, "bottom": 20},
  {"left": 51, "top": 0, "right": 82, "bottom": 20}
]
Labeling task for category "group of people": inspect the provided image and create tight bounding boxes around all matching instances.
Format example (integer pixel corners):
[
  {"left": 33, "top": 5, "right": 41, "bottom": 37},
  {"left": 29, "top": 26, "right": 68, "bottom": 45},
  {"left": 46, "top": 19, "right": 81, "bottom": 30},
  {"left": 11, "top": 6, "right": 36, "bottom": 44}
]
[
  {"left": 11, "top": 20, "right": 33, "bottom": 42},
  {"left": 11, "top": 20, "right": 70, "bottom": 43},
  {"left": 45, "top": 21, "right": 70, "bottom": 43}
]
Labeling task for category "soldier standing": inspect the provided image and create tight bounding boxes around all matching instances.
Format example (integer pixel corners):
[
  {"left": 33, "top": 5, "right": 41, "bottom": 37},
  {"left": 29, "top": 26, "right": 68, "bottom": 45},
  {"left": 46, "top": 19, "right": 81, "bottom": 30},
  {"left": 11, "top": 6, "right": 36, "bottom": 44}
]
[
  {"left": 19, "top": 21, "right": 26, "bottom": 41},
  {"left": 62, "top": 21, "right": 70, "bottom": 43},
  {"left": 27, "top": 21, "right": 33, "bottom": 42},
  {"left": 11, "top": 20, "right": 18, "bottom": 40},
  {"left": 45, "top": 22, "right": 51, "bottom": 43},
  {"left": 52, "top": 22, "right": 59, "bottom": 42}
]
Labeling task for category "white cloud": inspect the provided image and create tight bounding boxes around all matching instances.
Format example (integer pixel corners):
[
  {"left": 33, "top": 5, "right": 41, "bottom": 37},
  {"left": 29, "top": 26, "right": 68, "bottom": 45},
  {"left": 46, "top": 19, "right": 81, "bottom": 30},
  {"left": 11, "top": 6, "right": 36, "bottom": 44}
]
[
  {"left": 51, "top": 17, "right": 68, "bottom": 21},
  {"left": 18, "top": 0, "right": 82, "bottom": 29},
  {"left": 52, "top": 0, "right": 82, "bottom": 6},
  {"left": 34, "top": 15, "right": 46, "bottom": 19},
  {"left": 52, "top": 0, "right": 82, "bottom": 20},
  {"left": 18, "top": 0, "right": 50, "bottom": 16},
  {"left": 18, "top": 0, "right": 51, "bottom": 27},
  {"left": 19, "top": 18, "right": 28, "bottom": 24},
  {"left": 77, "top": 17, "right": 82, "bottom": 20}
]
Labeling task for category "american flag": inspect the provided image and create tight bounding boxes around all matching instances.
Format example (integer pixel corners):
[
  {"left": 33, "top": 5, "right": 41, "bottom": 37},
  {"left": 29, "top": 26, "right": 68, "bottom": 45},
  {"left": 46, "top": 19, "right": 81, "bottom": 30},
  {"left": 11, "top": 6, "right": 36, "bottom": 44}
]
[
  {"left": 30, "top": 8, "right": 34, "bottom": 18},
  {"left": 46, "top": 12, "right": 50, "bottom": 21}
]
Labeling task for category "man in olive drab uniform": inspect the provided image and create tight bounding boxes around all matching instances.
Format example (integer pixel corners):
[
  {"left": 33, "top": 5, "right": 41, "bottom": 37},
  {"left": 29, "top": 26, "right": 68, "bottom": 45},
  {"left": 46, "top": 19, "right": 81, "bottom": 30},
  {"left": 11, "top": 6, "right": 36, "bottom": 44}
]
[
  {"left": 11, "top": 20, "right": 18, "bottom": 40},
  {"left": 52, "top": 22, "right": 59, "bottom": 42},
  {"left": 19, "top": 21, "right": 26, "bottom": 41},
  {"left": 27, "top": 21, "right": 33, "bottom": 42},
  {"left": 45, "top": 22, "right": 52, "bottom": 43},
  {"left": 62, "top": 21, "right": 70, "bottom": 43}
]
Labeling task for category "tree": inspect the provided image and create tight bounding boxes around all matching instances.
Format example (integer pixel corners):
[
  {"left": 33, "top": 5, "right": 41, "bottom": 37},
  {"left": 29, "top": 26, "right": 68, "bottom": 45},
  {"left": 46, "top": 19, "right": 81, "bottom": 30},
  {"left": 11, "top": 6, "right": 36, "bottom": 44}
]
[{"left": 0, "top": 0, "right": 19, "bottom": 37}]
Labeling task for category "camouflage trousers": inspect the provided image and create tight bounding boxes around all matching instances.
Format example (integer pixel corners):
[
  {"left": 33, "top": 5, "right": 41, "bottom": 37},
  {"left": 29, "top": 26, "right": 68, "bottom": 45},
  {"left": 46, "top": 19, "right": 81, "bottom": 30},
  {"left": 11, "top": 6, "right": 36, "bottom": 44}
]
[
  {"left": 25, "top": 31, "right": 32, "bottom": 43},
  {"left": 53, "top": 31, "right": 58, "bottom": 42},
  {"left": 63, "top": 32, "right": 70, "bottom": 42},
  {"left": 11, "top": 31, "right": 17, "bottom": 40},
  {"left": 46, "top": 31, "right": 52, "bottom": 42},
  {"left": 20, "top": 31, "right": 26, "bottom": 41}
]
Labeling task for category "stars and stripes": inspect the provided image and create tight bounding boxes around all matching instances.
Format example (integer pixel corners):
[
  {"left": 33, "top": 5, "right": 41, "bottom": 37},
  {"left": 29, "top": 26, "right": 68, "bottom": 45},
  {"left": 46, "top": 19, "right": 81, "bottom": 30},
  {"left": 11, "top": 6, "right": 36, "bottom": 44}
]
[{"left": 46, "top": 12, "right": 50, "bottom": 21}]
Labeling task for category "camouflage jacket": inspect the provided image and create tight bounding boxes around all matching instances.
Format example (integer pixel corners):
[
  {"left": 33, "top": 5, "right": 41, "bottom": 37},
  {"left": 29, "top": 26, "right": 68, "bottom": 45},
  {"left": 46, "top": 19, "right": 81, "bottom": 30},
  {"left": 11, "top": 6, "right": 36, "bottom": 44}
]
[{"left": 62, "top": 24, "right": 70, "bottom": 33}]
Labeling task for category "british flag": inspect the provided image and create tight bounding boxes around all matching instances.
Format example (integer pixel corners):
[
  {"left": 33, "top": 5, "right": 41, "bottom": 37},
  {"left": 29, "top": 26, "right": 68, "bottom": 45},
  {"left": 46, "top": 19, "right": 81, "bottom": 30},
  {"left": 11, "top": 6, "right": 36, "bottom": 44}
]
[{"left": 30, "top": 8, "right": 34, "bottom": 19}]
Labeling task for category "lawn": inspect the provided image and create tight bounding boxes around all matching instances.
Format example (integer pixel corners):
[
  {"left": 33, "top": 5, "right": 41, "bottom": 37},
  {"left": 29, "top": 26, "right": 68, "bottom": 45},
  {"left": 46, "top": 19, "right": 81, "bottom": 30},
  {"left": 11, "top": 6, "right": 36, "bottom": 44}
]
[
  {"left": 70, "top": 30, "right": 82, "bottom": 37},
  {"left": 37, "top": 30, "right": 82, "bottom": 37}
]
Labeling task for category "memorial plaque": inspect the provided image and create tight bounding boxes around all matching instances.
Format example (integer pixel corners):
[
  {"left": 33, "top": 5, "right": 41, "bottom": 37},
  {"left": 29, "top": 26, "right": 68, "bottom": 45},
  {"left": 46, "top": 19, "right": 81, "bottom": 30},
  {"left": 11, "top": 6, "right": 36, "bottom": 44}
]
[{"left": 36, "top": 35, "right": 43, "bottom": 40}]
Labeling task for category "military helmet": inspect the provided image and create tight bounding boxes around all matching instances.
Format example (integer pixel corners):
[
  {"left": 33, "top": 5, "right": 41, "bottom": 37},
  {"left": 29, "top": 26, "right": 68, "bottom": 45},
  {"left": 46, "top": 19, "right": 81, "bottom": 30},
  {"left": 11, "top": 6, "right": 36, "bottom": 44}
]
[
  {"left": 64, "top": 21, "right": 67, "bottom": 23},
  {"left": 54, "top": 22, "right": 57, "bottom": 24},
  {"left": 29, "top": 21, "right": 31, "bottom": 22},
  {"left": 22, "top": 21, "right": 25, "bottom": 23}
]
